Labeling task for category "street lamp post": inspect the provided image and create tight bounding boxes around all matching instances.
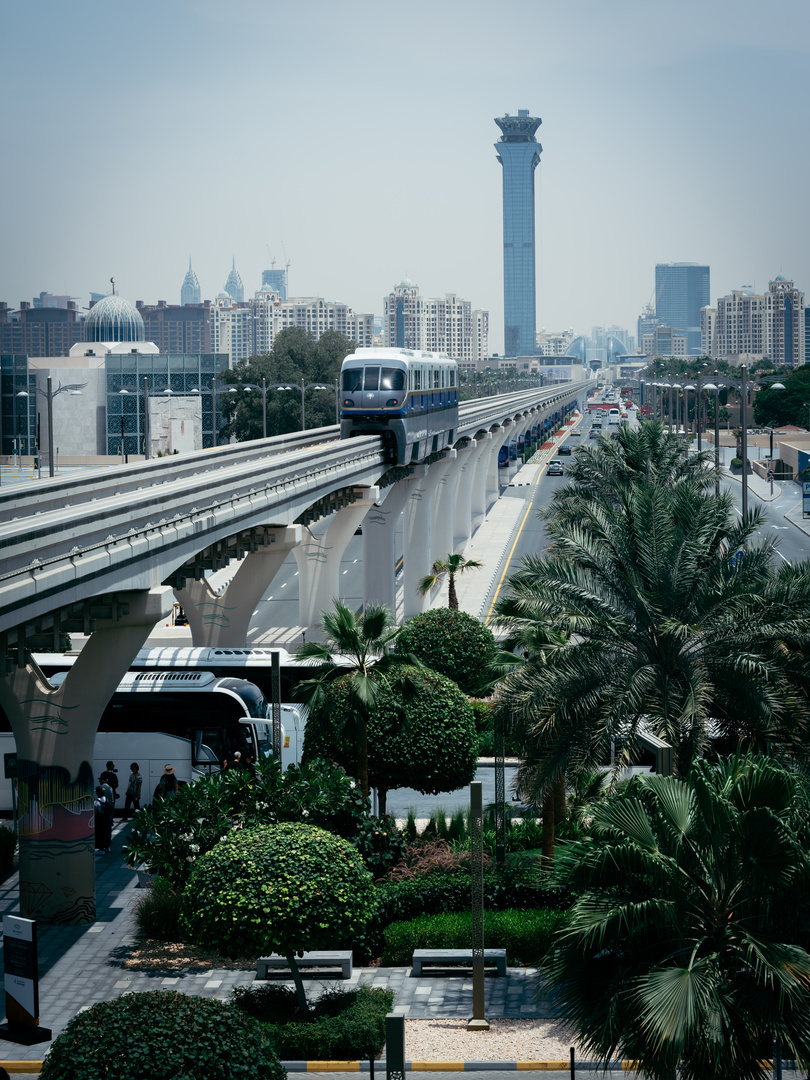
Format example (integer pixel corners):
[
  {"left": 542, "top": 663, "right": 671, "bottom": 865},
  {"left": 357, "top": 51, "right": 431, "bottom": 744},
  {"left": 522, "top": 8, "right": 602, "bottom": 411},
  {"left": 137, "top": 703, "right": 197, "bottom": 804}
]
[
  {"left": 702, "top": 378, "right": 722, "bottom": 496},
  {"left": 19, "top": 378, "right": 85, "bottom": 477}
]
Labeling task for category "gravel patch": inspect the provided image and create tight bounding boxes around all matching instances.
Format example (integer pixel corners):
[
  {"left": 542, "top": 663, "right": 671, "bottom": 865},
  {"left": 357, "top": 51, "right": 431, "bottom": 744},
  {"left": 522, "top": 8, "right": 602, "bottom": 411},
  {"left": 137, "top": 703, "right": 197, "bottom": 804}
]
[{"left": 403, "top": 1019, "right": 575, "bottom": 1061}]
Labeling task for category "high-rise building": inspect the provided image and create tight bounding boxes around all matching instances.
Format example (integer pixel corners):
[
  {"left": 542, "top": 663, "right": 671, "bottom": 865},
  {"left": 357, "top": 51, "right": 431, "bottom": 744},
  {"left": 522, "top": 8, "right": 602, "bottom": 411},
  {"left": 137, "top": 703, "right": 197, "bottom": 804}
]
[
  {"left": 706, "top": 278, "right": 805, "bottom": 367},
  {"left": 0, "top": 300, "right": 84, "bottom": 357},
  {"left": 224, "top": 258, "right": 244, "bottom": 302},
  {"left": 382, "top": 281, "right": 488, "bottom": 364},
  {"left": 181, "top": 259, "right": 201, "bottom": 306},
  {"left": 654, "top": 263, "right": 710, "bottom": 355},
  {"left": 641, "top": 325, "right": 688, "bottom": 356},
  {"left": 495, "top": 109, "right": 542, "bottom": 356},
  {"left": 136, "top": 300, "right": 212, "bottom": 354},
  {"left": 210, "top": 290, "right": 374, "bottom": 367},
  {"left": 262, "top": 268, "right": 287, "bottom": 301}
]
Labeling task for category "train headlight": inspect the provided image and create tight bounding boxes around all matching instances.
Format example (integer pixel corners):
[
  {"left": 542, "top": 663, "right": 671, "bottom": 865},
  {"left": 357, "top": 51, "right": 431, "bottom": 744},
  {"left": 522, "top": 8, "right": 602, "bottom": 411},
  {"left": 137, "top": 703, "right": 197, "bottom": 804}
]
[
  {"left": 386, "top": 398, "right": 398, "bottom": 406},
  {"left": 343, "top": 398, "right": 354, "bottom": 407}
]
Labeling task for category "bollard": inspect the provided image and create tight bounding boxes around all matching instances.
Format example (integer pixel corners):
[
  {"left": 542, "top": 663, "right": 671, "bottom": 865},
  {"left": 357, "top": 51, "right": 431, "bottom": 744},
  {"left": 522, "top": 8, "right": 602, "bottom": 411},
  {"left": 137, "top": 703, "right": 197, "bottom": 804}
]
[{"left": 385, "top": 1013, "right": 404, "bottom": 1080}]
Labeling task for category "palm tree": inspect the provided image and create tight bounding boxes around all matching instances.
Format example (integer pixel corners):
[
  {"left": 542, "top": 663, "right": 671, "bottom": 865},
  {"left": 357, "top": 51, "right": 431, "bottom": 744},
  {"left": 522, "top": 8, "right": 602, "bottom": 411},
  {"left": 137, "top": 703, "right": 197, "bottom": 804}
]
[
  {"left": 546, "top": 754, "right": 810, "bottom": 1080},
  {"left": 546, "top": 419, "right": 719, "bottom": 533},
  {"left": 493, "top": 480, "right": 810, "bottom": 797},
  {"left": 417, "top": 553, "right": 483, "bottom": 609},
  {"left": 293, "top": 600, "right": 416, "bottom": 798}
]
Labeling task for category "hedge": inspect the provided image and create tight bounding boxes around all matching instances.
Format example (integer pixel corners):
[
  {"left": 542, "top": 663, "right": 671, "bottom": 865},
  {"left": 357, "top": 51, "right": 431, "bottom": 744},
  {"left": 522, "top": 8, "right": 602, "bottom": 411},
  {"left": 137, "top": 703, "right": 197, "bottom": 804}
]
[
  {"left": 395, "top": 608, "right": 498, "bottom": 695},
  {"left": 347, "top": 862, "right": 570, "bottom": 963},
  {"left": 232, "top": 985, "right": 393, "bottom": 1061},
  {"left": 381, "top": 909, "right": 568, "bottom": 967},
  {"left": 39, "top": 991, "right": 284, "bottom": 1080}
]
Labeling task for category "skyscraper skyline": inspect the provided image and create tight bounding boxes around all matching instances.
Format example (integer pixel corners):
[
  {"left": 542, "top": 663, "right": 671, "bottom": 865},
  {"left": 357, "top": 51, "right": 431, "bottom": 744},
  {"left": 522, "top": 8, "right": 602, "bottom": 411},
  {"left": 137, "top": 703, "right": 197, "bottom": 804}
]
[{"left": 495, "top": 109, "right": 542, "bottom": 356}]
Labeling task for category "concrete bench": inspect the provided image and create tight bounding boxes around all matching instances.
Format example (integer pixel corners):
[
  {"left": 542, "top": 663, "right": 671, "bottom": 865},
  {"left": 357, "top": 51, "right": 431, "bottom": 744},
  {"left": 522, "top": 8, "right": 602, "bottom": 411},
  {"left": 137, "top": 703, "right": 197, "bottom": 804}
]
[
  {"left": 411, "top": 948, "right": 507, "bottom": 977},
  {"left": 256, "top": 951, "right": 353, "bottom": 980}
]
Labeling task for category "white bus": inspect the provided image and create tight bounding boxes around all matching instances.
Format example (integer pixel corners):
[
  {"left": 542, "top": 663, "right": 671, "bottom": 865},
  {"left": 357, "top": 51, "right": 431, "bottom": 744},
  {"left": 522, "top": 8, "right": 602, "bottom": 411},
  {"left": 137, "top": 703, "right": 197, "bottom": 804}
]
[{"left": 0, "top": 666, "right": 307, "bottom": 814}]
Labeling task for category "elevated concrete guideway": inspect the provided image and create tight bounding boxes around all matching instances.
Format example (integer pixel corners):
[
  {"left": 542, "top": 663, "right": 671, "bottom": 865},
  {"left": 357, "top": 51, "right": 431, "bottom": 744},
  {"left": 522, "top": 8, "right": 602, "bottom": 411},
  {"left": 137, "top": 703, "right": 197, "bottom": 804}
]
[
  {"left": 0, "top": 381, "right": 590, "bottom": 640},
  {"left": 0, "top": 378, "right": 590, "bottom": 924}
]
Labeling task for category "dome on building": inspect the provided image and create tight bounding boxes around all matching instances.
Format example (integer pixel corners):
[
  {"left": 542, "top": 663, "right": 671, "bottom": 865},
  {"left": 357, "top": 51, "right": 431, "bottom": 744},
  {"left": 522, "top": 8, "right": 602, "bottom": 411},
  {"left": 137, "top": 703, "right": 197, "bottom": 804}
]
[{"left": 84, "top": 294, "right": 145, "bottom": 343}]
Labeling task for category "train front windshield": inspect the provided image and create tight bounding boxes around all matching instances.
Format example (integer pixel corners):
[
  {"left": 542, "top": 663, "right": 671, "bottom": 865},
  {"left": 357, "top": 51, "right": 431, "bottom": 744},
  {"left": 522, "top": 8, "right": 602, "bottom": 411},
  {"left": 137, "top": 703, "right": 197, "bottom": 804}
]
[{"left": 342, "top": 367, "right": 405, "bottom": 393}]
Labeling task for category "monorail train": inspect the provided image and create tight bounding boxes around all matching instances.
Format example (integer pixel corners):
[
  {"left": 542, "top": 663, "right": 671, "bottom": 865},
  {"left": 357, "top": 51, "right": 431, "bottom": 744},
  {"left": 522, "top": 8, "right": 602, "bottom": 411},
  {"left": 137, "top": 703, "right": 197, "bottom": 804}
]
[{"left": 339, "top": 347, "right": 459, "bottom": 466}]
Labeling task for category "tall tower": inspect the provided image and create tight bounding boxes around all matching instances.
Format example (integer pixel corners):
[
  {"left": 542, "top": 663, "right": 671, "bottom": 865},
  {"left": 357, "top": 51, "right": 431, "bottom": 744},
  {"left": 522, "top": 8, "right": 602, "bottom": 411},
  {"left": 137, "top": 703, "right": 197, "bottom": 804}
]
[
  {"left": 181, "top": 258, "right": 201, "bottom": 305},
  {"left": 224, "top": 257, "right": 244, "bottom": 302},
  {"left": 654, "top": 262, "right": 709, "bottom": 355},
  {"left": 495, "top": 109, "right": 542, "bottom": 356}
]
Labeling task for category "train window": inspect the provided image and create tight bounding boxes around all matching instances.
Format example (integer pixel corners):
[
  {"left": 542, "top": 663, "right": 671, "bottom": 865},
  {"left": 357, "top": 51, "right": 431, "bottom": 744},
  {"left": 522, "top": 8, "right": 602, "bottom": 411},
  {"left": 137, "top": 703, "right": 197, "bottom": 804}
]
[
  {"left": 342, "top": 368, "right": 363, "bottom": 392},
  {"left": 381, "top": 368, "right": 405, "bottom": 391},
  {"left": 364, "top": 367, "right": 380, "bottom": 390},
  {"left": 433, "top": 368, "right": 440, "bottom": 389}
]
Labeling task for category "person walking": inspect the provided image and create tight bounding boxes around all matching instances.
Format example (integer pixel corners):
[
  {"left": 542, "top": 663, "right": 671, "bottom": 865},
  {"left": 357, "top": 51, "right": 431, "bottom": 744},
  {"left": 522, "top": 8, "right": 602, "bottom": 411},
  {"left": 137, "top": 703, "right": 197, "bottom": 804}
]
[
  {"left": 123, "top": 762, "right": 142, "bottom": 817},
  {"left": 99, "top": 761, "right": 119, "bottom": 813}
]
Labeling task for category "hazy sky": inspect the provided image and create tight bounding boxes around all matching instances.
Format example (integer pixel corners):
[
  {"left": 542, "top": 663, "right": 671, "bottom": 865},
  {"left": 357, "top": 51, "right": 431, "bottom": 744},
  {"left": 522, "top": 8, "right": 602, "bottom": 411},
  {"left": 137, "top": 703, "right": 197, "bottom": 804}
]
[{"left": 2, "top": 0, "right": 809, "bottom": 353}]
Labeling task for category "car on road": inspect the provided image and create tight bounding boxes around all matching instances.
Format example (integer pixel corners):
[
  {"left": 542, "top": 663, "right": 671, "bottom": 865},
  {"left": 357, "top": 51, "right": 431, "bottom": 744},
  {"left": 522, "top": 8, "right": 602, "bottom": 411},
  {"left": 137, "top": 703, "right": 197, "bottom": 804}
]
[
  {"left": 571, "top": 430, "right": 582, "bottom": 436},
  {"left": 547, "top": 460, "right": 565, "bottom": 475},
  {"left": 557, "top": 444, "right": 572, "bottom": 455}
]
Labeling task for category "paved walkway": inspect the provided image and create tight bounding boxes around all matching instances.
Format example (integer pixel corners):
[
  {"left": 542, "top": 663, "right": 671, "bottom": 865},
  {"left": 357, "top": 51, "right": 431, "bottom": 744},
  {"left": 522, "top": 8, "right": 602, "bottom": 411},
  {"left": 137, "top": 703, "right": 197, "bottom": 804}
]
[{"left": 0, "top": 822, "right": 549, "bottom": 1066}]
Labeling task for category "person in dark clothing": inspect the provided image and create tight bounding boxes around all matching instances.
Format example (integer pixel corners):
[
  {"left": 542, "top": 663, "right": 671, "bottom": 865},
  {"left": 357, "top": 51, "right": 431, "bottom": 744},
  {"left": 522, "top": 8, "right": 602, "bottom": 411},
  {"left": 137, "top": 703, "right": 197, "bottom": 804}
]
[
  {"left": 94, "top": 786, "right": 112, "bottom": 853},
  {"left": 153, "top": 764, "right": 178, "bottom": 800},
  {"left": 99, "top": 761, "right": 119, "bottom": 813}
]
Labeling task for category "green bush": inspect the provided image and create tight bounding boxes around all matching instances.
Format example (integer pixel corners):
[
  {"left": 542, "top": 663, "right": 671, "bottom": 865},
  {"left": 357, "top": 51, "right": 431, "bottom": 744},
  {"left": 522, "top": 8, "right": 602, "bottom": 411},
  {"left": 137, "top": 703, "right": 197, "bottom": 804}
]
[
  {"left": 0, "top": 825, "right": 16, "bottom": 877},
  {"left": 395, "top": 608, "right": 498, "bottom": 695},
  {"left": 381, "top": 909, "right": 568, "bottom": 966},
  {"left": 233, "top": 985, "right": 393, "bottom": 1060},
  {"left": 124, "top": 756, "right": 368, "bottom": 888},
  {"left": 180, "top": 823, "right": 376, "bottom": 959},
  {"left": 352, "top": 815, "right": 406, "bottom": 879},
  {"left": 135, "top": 877, "right": 181, "bottom": 941},
  {"left": 39, "top": 990, "right": 284, "bottom": 1080},
  {"left": 304, "top": 666, "right": 478, "bottom": 810}
]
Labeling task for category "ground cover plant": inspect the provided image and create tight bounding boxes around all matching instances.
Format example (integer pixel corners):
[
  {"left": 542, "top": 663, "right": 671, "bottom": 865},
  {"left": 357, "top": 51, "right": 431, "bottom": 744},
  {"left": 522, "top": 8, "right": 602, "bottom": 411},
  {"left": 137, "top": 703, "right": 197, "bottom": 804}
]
[
  {"left": 180, "top": 822, "right": 376, "bottom": 1015},
  {"left": 232, "top": 984, "right": 393, "bottom": 1061},
  {"left": 39, "top": 990, "right": 284, "bottom": 1080}
]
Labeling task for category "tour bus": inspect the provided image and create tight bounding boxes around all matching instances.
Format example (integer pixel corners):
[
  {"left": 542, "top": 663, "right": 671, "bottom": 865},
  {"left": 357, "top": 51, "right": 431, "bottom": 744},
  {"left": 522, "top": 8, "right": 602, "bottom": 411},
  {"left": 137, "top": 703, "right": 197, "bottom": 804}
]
[{"left": 0, "top": 664, "right": 307, "bottom": 814}]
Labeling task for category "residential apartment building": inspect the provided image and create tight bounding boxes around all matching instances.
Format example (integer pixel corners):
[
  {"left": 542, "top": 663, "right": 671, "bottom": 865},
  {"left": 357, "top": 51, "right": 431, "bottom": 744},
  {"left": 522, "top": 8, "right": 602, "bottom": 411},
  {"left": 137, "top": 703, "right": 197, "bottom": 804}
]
[
  {"left": 211, "top": 290, "right": 374, "bottom": 366},
  {"left": 703, "top": 277, "right": 805, "bottom": 367},
  {"left": 383, "top": 280, "right": 488, "bottom": 364},
  {"left": 0, "top": 300, "right": 85, "bottom": 357},
  {"left": 641, "top": 325, "right": 688, "bottom": 356},
  {"left": 136, "top": 301, "right": 212, "bottom": 354}
]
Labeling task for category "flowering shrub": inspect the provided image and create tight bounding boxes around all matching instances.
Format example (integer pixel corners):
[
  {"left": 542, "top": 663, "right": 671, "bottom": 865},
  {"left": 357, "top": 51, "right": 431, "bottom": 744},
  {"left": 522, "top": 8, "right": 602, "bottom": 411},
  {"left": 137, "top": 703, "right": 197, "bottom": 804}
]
[
  {"left": 123, "top": 756, "right": 369, "bottom": 888},
  {"left": 352, "top": 815, "right": 406, "bottom": 878}
]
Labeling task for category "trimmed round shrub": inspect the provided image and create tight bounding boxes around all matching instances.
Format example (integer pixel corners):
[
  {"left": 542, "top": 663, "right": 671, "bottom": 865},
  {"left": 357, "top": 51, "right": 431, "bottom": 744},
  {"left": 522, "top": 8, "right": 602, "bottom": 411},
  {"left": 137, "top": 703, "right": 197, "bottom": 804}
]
[
  {"left": 39, "top": 990, "right": 284, "bottom": 1080},
  {"left": 303, "top": 666, "right": 478, "bottom": 803},
  {"left": 179, "top": 822, "right": 376, "bottom": 959},
  {"left": 396, "top": 607, "right": 498, "bottom": 694}
]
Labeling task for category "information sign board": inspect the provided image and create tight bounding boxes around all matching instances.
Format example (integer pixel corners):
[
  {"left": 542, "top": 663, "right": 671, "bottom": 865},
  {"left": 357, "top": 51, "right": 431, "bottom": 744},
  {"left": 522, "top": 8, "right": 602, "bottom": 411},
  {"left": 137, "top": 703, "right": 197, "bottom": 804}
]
[
  {"left": 0, "top": 915, "right": 51, "bottom": 1044},
  {"left": 803, "top": 481, "right": 810, "bottom": 517}
]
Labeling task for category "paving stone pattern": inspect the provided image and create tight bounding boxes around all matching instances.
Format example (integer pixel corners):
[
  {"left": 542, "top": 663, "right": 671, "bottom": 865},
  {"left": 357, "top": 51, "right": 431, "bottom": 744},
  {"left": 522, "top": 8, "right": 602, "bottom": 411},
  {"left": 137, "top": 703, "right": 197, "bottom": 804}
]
[{"left": 0, "top": 822, "right": 550, "bottom": 1061}]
